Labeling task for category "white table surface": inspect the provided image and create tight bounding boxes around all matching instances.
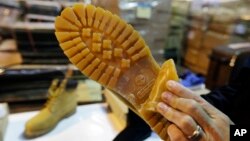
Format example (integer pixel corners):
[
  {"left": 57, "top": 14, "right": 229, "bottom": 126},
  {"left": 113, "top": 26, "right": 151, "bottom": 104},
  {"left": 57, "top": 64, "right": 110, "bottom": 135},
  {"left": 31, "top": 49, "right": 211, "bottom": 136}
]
[{"left": 4, "top": 103, "right": 161, "bottom": 141}]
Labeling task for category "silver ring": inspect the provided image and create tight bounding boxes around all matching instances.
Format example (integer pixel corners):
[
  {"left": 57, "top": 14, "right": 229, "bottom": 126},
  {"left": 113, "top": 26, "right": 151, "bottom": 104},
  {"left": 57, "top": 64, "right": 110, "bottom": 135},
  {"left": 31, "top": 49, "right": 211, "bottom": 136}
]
[{"left": 187, "top": 125, "right": 202, "bottom": 140}]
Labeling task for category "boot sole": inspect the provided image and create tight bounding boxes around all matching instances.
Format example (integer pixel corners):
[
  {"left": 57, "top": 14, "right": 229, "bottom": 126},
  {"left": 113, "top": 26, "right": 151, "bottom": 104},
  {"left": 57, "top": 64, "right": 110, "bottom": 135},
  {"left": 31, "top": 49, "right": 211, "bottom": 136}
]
[{"left": 55, "top": 3, "right": 175, "bottom": 140}]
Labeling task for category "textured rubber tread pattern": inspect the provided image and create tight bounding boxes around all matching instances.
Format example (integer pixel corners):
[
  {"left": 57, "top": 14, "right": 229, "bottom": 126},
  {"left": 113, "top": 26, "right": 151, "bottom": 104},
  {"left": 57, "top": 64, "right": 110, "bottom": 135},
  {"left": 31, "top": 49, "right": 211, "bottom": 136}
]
[{"left": 55, "top": 3, "right": 171, "bottom": 140}]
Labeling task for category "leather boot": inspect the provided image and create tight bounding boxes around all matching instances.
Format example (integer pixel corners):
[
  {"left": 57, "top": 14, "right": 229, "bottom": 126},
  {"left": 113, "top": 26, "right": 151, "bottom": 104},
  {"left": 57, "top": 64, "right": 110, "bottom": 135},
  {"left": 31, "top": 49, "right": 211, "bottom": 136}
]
[{"left": 24, "top": 78, "right": 77, "bottom": 138}]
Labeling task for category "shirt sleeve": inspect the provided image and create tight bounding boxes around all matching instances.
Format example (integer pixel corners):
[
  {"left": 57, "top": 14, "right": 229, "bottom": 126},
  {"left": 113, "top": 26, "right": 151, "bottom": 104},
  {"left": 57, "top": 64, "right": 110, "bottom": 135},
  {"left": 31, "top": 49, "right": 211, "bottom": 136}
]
[{"left": 201, "top": 84, "right": 237, "bottom": 115}]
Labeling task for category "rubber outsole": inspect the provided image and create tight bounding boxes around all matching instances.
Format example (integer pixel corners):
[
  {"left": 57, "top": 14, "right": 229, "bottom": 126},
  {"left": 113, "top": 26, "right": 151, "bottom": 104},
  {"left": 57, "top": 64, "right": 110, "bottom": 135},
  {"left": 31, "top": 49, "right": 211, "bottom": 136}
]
[{"left": 55, "top": 3, "right": 178, "bottom": 140}]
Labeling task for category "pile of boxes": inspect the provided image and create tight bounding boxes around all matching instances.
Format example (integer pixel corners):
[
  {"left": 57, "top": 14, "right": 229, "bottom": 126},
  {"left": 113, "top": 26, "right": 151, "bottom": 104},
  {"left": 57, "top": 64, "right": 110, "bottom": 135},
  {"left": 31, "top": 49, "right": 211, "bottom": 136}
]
[
  {"left": 184, "top": 2, "right": 250, "bottom": 75},
  {"left": 119, "top": 0, "right": 171, "bottom": 64}
]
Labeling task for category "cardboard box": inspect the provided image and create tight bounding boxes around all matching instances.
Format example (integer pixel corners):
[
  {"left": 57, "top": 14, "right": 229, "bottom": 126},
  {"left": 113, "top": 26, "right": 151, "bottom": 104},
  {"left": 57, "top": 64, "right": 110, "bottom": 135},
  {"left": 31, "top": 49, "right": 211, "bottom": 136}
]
[
  {"left": 208, "top": 22, "right": 234, "bottom": 34},
  {"left": 187, "top": 28, "right": 203, "bottom": 49},
  {"left": 197, "top": 51, "right": 210, "bottom": 73},
  {"left": 203, "top": 31, "right": 230, "bottom": 49},
  {"left": 185, "top": 48, "right": 199, "bottom": 65}
]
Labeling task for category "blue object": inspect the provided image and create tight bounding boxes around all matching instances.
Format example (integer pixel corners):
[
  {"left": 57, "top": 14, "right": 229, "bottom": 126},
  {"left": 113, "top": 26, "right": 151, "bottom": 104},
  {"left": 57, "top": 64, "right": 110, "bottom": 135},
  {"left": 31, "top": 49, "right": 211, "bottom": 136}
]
[{"left": 180, "top": 70, "right": 205, "bottom": 87}]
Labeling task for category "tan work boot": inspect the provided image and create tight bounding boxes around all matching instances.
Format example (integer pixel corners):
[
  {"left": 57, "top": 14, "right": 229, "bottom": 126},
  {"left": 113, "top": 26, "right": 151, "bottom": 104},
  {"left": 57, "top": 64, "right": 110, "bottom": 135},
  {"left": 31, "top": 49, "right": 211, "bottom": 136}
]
[
  {"left": 24, "top": 79, "right": 77, "bottom": 138},
  {"left": 55, "top": 4, "right": 178, "bottom": 140}
]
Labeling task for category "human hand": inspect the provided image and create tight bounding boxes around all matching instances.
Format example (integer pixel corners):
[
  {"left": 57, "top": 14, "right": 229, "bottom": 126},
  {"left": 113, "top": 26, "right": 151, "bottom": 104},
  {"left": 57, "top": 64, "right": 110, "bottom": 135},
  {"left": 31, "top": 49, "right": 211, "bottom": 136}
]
[{"left": 156, "top": 80, "right": 231, "bottom": 141}]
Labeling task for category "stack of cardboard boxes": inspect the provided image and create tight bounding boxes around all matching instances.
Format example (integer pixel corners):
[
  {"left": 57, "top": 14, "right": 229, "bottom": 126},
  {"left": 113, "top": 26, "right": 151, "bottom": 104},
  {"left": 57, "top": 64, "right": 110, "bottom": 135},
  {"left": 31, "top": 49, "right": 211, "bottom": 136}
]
[
  {"left": 184, "top": 1, "right": 250, "bottom": 76},
  {"left": 93, "top": 0, "right": 171, "bottom": 64},
  {"left": 119, "top": 0, "right": 171, "bottom": 64},
  {"left": 185, "top": 7, "right": 235, "bottom": 75}
]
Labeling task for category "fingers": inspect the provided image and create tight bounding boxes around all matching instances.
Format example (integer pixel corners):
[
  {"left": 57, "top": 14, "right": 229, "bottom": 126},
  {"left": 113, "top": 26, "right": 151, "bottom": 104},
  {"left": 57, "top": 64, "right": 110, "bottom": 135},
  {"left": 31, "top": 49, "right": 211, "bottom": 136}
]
[
  {"left": 158, "top": 103, "right": 207, "bottom": 141},
  {"left": 161, "top": 92, "right": 212, "bottom": 128},
  {"left": 167, "top": 124, "right": 188, "bottom": 141},
  {"left": 166, "top": 80, "right": 224, "bottom": 120},
  {"left": 157, "top": 102, "right": 197, "bottom": 137},
  {"left": 166, "top": 80, "right": 205, "bottom": 103}
]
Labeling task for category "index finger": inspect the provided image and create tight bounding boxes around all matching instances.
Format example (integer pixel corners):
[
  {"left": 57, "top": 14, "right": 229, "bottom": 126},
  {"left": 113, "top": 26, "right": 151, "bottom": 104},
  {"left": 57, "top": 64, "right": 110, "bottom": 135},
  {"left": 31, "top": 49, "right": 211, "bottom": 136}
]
[
  {"left": 166, "top": 80, "right": 205, "bottom": 103},
  {"left": 166, "top": 80, "right": 224, "bottom": 116}
]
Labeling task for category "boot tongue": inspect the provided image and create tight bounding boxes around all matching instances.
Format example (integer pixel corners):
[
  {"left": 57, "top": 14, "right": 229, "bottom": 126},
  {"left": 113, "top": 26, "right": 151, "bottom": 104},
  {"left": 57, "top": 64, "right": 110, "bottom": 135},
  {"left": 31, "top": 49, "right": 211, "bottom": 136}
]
[
  {"left": 50, "top": 79, "right": 66, "bottom": 97},
  {"left": 46, "top": 79, "right": 67, "bottom": 109},
  {"left": 46, "top": 91, "right": 59, "bottom": 112},
  {"left": 50, "top": 90, "right": 59, "bottom": 97},
  {"left": 47, "top": 92, "right": 57, "bottom": 105}
]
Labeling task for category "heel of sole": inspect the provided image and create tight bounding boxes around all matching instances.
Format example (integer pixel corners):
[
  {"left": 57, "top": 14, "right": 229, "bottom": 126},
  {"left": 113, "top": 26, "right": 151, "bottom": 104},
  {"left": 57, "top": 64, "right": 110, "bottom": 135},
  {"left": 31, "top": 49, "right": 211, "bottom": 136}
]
[{"left": 140, "top": 110, "right": 170, "bottom": 140}]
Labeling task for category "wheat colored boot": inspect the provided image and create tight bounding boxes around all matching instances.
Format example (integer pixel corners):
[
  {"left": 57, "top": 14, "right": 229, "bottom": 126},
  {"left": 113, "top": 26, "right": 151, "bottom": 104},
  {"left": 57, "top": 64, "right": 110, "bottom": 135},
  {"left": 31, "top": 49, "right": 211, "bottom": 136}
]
[
  {"left": 24, "top": 79, "right": 77, "bottom": 138},
  {"left": 55, "top": 3, "right": 178, "bottom": 140}
]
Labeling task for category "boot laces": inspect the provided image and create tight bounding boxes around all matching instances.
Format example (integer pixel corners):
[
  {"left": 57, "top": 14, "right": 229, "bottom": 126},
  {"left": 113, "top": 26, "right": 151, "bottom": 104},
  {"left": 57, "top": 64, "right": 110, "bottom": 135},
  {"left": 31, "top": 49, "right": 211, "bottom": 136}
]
[
  {"left": 44, "top": 79, "right": 60, "bottom": 111},
  {"left": 44, "top": 91, "right": 59, "bottom": 112},
  {"left": 44, "top": 79, "right": 67, "bottom": 111}
]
